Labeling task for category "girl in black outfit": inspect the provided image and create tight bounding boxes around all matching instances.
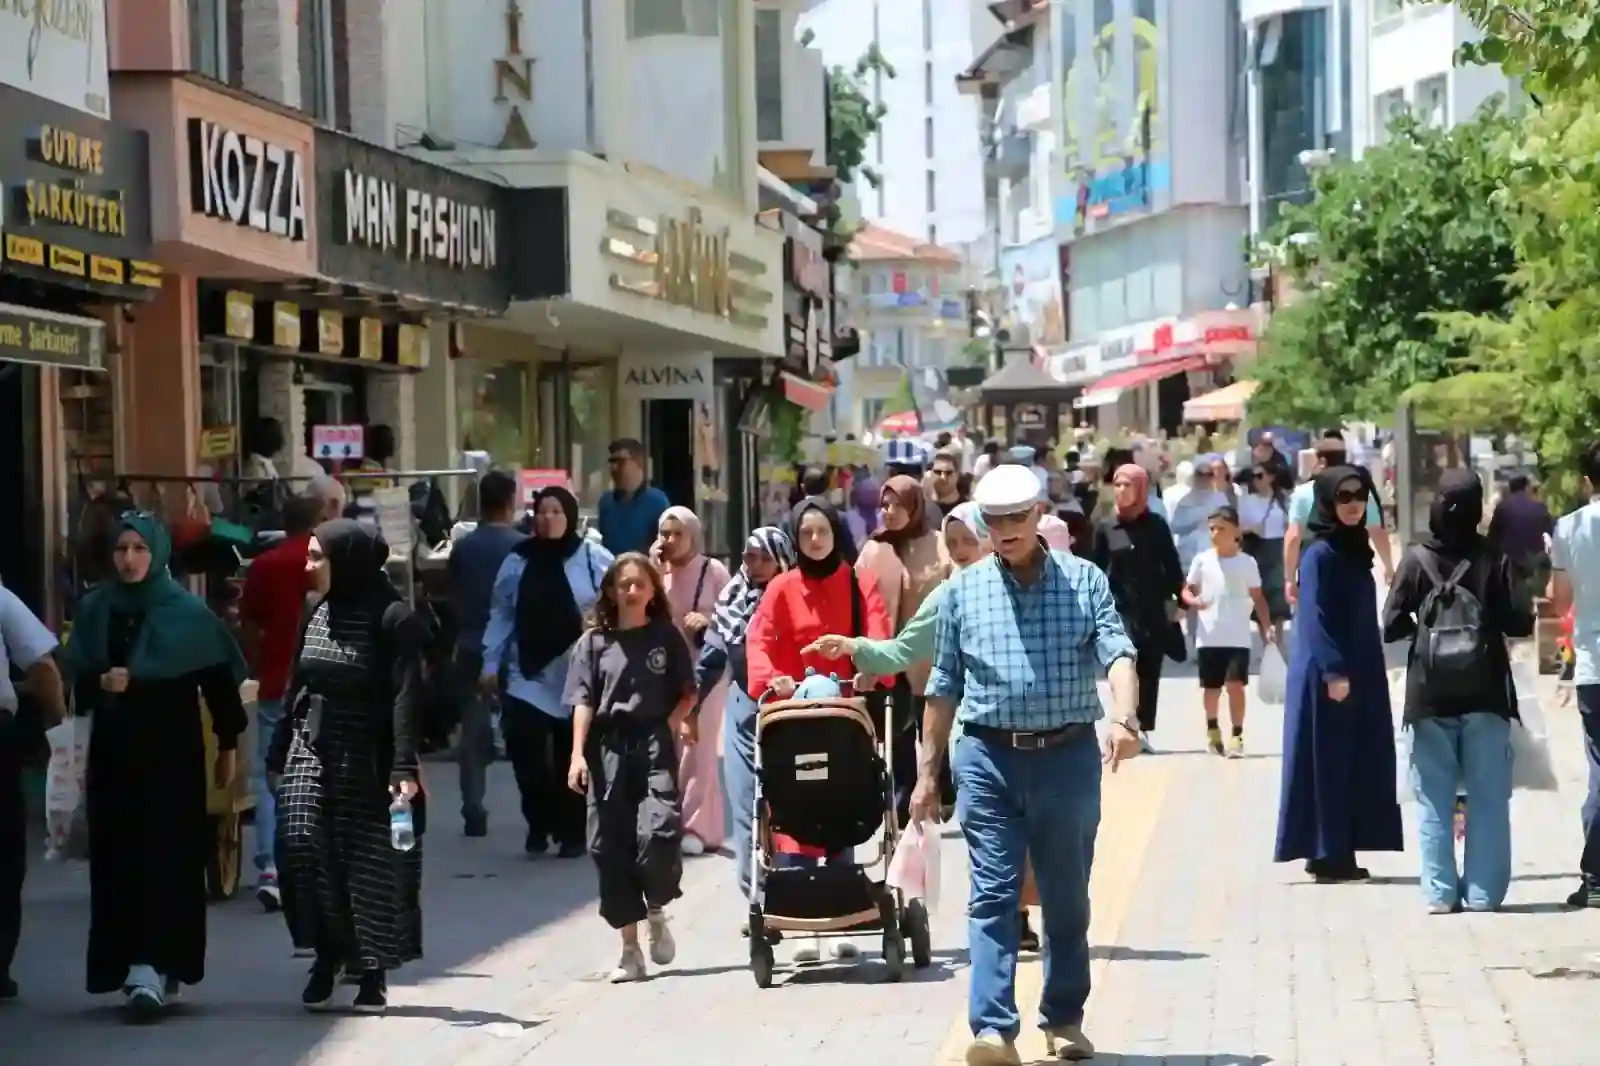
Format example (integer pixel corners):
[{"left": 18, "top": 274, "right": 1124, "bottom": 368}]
[
  {"left": 270, "top": 520, "right": 428, "bottom": 1014},
  {"left": 1091, "top": 463, "right": 1185, "bottom": 751},
  {"left": 1381, "top": 469, "right": 1532, "bottom": 913}
]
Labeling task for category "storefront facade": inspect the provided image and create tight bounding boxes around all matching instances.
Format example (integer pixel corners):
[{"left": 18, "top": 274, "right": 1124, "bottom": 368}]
[{"left": 0, "top": 31, "right": 161, "bottom": 617}]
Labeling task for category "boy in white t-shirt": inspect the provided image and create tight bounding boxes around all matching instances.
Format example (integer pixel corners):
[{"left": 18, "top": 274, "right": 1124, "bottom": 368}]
[{"left": 1181, "top": 506, "right": 1273, "bottom": 758}]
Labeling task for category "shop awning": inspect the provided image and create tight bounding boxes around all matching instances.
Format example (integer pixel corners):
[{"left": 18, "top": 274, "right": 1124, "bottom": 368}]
[
  {"left": 1183, "top": 379, "right": 1260, "bottom": 422},
  {"left": 877, "top": 410, "right": 922, "bottom": 435},
  {"left": 780, "top": 371, "right": 833, "bottom": 412},
  {"left": 1073, "top": 355, "right": 1207, "bottom": 409}
]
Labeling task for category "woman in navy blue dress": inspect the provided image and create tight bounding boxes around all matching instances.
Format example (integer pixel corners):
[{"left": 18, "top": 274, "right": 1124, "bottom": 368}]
[{"left": 1274, "top": 466, "right": 1403, "bottom": 882}]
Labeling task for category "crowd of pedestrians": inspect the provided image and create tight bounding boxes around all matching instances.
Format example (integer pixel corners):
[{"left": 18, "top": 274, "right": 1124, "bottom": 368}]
[{"left": 2, "top": 425, "right": 1597, "bottom": 1066}]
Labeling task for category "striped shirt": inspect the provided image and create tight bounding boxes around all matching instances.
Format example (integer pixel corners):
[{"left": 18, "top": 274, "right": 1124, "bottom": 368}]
[{"left": 927, "top": 547, "right": 1134, "bottom": 730}]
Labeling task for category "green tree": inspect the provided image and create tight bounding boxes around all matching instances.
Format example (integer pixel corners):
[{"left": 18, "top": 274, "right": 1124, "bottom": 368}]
[
  {"left": 1248, "top": 107, "right": 1518, "bottom": 427},
  {"left": 801, "top": 31, "right": 895, "bottom": 239}
]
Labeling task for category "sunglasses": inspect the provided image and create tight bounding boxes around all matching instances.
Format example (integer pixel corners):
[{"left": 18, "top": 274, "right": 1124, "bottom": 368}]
[
  {"left": 1252, "top": 472, "right": 1270, "bottom": 482},
  {"left": 982, "top": 510, "right": 1032, "bottom": 528},
  {"left": 1334, "top": 488, "right": 1370, "bottom": 505}
]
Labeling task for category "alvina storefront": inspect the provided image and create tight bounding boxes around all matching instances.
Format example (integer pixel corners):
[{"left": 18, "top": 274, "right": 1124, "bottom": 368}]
[{"left": 0, "top": 82, "right": 162, "bottom": 618}]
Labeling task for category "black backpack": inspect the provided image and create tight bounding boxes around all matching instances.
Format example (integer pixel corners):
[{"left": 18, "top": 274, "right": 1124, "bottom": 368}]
[{"left": 1414, "top": 552, "right": 1493, "bottom": 699}]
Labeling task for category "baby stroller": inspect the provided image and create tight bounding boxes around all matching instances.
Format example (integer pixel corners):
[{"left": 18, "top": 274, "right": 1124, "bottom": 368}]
[{"left": 747, "top": 670, "right": 933, "bottom": 987}]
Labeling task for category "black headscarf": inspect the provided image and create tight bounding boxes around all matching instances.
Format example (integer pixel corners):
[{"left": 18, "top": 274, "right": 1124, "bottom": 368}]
[
  {"left": 1303, "top": 466, "right": 1376, "bottom": 568},
  {"left": 511, "top": 487, "right": 587, "bottom": 677},
  {"left": 788, "top": 497, "right": 852, "bottom": 579},
  {"left": 314, "top": 518, "right": 398, "bottom": 608},
  {"left": 1422, "top": 468, "right": 1484, "bottom": 556}
]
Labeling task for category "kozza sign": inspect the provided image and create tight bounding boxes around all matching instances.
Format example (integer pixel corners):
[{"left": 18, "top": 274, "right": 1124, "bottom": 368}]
[{"left": 188, "top": 120, "right": 307, "bottom": 241}]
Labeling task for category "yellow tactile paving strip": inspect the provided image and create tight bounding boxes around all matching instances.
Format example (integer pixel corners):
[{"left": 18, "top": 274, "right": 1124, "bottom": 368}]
[{"left": 930, "top": 753, "right": 1179, "bottom": 1064}]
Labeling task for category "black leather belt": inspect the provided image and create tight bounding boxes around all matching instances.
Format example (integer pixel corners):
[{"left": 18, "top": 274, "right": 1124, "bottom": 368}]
[{"left": 964, "top": 722, "right": 1093, "bottom": 751}]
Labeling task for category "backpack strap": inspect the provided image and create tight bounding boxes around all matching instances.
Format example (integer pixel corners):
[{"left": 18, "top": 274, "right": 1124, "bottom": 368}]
[
  {"left": 1418, "top": 549, "right": 1473, "bottom": 593},
  {"left": 691, "top": 558, "right": 711, "bottom": 610}
]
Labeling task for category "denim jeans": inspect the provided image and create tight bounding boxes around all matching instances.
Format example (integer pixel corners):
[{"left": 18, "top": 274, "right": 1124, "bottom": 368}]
[
  {"left": 454, "top": 648, "right": 492, "bottom": 821},
  {"left": 953, "top": 727, "right": 1101, "bottom": 1040},
  {"left": 1407, "top": 713, "right": 1513, "bottom": 909},
  {"left": 253, "top": 698, "right": 284, "bottom": 873},
  {"left": 1578, "top": 686, "right": 1600, "bottom": 880},
  {"left": 724, "top": 684, "right": 759, "bottom": 899}
]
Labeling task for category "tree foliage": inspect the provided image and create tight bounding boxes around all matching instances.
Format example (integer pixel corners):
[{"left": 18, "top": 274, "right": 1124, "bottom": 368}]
[
  {"left": 798, "top": 31, "right": 895, "bottom": 241},
  {"left": 1248, "top": 107, "right": 1518, "bottom": 427}
]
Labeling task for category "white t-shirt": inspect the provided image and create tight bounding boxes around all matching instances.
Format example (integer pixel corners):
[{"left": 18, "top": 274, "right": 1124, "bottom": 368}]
[
  {"left": 0, "top": 585, "right": 59, "bottom": 712},
  {"left": 1238, "top": 493, "right": 1289, "bottom": 539},
  {"left": 1186, "top": 549, "right": 1262, "bottom": 650}
]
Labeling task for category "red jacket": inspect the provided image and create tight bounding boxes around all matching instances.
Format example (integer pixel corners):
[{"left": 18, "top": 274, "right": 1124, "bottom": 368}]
[{"left": 745, "top": 564, "right": 892, "bottom": 700}]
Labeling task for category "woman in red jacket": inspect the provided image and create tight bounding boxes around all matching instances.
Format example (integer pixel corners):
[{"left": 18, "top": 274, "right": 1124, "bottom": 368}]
[{"left": 744, "top": 497, "right": 890, "bottom": 964}]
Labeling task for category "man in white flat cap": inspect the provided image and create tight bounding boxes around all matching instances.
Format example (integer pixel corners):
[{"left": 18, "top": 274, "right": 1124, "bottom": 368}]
[{"left": 913, "top": 463, "right": 1142, "bottom": 1065}]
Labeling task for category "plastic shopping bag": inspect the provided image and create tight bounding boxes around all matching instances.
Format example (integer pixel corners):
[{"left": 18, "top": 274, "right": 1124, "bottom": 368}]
[
  {"left": 1256, "top": 643, "right": 1287, "bottom": 705},
  {"left": 1509, "top": 660, "right": 1558, "bottom": 791},
  {"left": 1395, "top": 724, "right": 1416, "bottom": 804},
  {"left": 886, "top": 820, "right": 942, "bottom": 908},
  {"left": 44, "top": 716, "right": 91, "bottom": 860}
]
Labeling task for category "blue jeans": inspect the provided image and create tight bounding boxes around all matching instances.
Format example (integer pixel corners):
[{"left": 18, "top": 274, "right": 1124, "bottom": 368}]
[
  {"left": 953, "top": 727, "right": 1101, "bottom": 1040},
  {"left": 1577, "top": 686, "right": 1600, "bottom": 879},
  {"left": 1407, "top": 713, "right": 1513, "bottom": 909},
  {"left": 453, "top": 648, "right": 493, "bottom": 821},
  {"left": 253, "top": 698, "right": 284, "bottom": 874}
]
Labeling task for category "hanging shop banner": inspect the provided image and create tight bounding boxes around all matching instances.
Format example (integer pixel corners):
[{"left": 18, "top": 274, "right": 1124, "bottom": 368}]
[
  {"left": 0, "top": 301, "right": 105, "bottom": 370},
  {"left": 311, "top": 423, "right": 364, "bottom": 461}
]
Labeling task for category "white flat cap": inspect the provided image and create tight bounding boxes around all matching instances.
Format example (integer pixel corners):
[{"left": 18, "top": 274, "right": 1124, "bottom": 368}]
[{"left": 974, "top": 464, "right": 1043, "bottom": 516}]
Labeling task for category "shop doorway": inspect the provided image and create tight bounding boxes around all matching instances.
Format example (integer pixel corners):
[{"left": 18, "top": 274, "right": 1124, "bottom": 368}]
[
  {"left": 0, "top": 363, "right": 44, "bottom": 612},
  {"left": 642, "top": 399, "right": 695, "bottom": 509}
]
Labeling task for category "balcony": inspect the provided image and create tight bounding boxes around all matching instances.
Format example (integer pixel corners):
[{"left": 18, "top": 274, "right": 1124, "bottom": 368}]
[{"left": 987, "top": 128, "right": 1032, "bottom": 183}]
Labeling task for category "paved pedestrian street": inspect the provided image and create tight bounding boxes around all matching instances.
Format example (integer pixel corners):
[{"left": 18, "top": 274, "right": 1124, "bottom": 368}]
[{"left": 6, "top": 669, "right": 1599, "bottom": 1065}]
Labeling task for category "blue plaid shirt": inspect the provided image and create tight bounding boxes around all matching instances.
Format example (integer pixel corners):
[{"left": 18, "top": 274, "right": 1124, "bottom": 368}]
[{"left": 927, "top": 548, "right": 1135, "bottom": 730}]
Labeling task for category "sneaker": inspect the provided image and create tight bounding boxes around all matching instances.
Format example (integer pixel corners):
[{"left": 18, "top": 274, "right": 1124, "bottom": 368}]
[
  {"left": 292, "top": 944, "right": 316, "bottom": 959},
  {"left": 556, "top": 842, "right": 586, "bottom": 859},
  {"left": 830, "top": 939, "right": 860, "bottom": 960},
  {"left": 524, "top": 831, "right": 549, "bottom": 857},
  {"left": 964, "top": 1032, "right": 1022, "bottom": 1066},
  {"left": 1042, "top": 1023, "right": 1097, "bottom": 1061},
  {"left": 463, "top": 812, "right": 488, "bottom": 838},
  {"left": 301, "top": 961, "right": 343, "bottom": 1011},
  {"left": 256, "top": 872, "right": 282, "bottom": 913},
  {"left": 1206, "top": 725, "right": 1224, "bottom": 755},
  {"left": 163, "top": 975, "right": 183, "bottom": 1004},
  {"left": 123, "top": 966, "right": 165, "bottom": 1021},
  {"left": 352, "top": 972, "right": 387, "bottom": 1014},
  {"left": 791, "top": 937, "right": 823, "bottom": 964},
  {"left": 608, "top": 945, "right": 647, "bottom": 983},
  {"left": 1018, "top": 911, "right": 1040, "bottom": 952},
  {"left": 681, "top": 834, "right": 706, "bottom": 856},
  {"left": 0, "top": 974, "right": 17, "bottom": 1002},
  {"left": 1426, "top": 901, "right": 1459, "bottom": 915},
  {"left": 646, "top": 908, "right": 676, "bottom": 965},
  {"left": 1565, "top": 881, "right": 1600, "bottom": 909},
  {"left": 1225, "top": 734, "right": 1244, "bottom": 759},
  {"left": 1138, "top": 733, "right": 1156, "bottom": 755}
]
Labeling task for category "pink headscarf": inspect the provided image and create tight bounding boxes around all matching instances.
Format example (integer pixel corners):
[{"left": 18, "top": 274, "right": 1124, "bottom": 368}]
[
  {"left": 1039, "top": 513, "right": 1074, "bottom": 552},
  {"left": 1113, "top": 463, "right": 1151, "bottom": 519}
]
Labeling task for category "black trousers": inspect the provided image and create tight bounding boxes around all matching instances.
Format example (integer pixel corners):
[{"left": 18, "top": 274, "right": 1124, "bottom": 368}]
[
  {"left": 502, "top": 700, "right": 585, "bottom": 849},
  {"left": 1134, "top": 639, "right": 1165, "bottom": 733},
  {"left": 589, "top": 724, "right": 683, "bottom": 928},
  {"left": 0, "top": 713, "right": 25, "bottom": 978}
]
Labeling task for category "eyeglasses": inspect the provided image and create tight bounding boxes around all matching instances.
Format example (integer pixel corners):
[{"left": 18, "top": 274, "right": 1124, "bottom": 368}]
[
  {"left": 1252, "top": 473, "right": 1270, "bottom": 482},
  {"left": 982, "top": 510, "right": 1032, "bottom": 528},
  {"left": 1334, "top": 488, "right": 1370, "bottom": 505},
  {"left": 931, "top": 467, "right": 955, "bottom": 477},
  {"left": 118, "top": 509, "right": 156, "bottom": 521}
]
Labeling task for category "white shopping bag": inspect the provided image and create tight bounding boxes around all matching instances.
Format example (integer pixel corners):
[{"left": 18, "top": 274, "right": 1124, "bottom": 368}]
[
  {"left": 44, "top": 715, "right": 91, "bottom": 860},
  {"left": 886, "top": 820, "right": 942, "bottom": 908},
  {"left": 1509, "top": 659, "right": 1558, "bottom": 791},
  {"left": 1256, "top": 643, "right": 1287, "bottom": 705}
]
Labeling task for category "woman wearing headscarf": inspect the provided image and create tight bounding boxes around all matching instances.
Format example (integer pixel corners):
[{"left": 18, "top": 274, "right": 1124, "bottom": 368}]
[
  {"left": 745, "top": 499, "right": 891, "bottom": 962},
  {"left": 843, "top": 476, "right": 881, "bottom": 547},
  {"left": 269, "top": 519, "right": 429, "bottom": 1013},
  {"left": 64, "top": 512, "right": 247, "bottom": 1019},
  {"left": 482, "top": 486, "right": 612, "bottom": 857},
  {"left": 1382, "top": 469, "right": 1532, "bottom": 912},
  {"left": 1274, "top": 467, "right": 1403, "bottom": 884},
  {"left": 651, "top": 506, "right": 731, "bottom": 855},
  {"left": 1240, "top": 460, "right": 1293, "bottom": 635},
  {"left": 700, "top": 527, "right": 795, "bottom": 902},
  {"left": 1090, "top": 464, "right": 1185, "bottom": 750},
  {"left": 855, "top": 476, "right": 948, "bottom": 825}
]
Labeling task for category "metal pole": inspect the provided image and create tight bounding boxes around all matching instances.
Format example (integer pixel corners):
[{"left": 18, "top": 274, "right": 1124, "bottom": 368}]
[{"left": 1245, "top": 20, "right": 1263, "bottom": 240}]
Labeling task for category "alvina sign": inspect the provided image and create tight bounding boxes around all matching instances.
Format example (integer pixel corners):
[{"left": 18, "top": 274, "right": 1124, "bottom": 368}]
[
  {"left": 337, "top": 170, "right": 498, "bottom": 270},
  {"left": 188, "top": 120, "right": 307, "bottom": 241}
]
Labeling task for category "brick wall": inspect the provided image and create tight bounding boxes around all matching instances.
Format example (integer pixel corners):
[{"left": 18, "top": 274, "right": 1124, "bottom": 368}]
[
  {"left": 237, "top": 0, "right": 301, "bottom": 107},
  {"left": 255, "top": 360, "right": 305, "bottom": 467},
  {"left": 343, "top": 0, "right": 386, "bottom": 143},
  {"left": 366, "top": 373, "right": 416, "bottom": 471}
]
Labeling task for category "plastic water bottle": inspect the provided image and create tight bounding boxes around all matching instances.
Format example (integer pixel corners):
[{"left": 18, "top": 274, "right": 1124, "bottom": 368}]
[{"left": 390, "top": 798, "right": 416, "bottom": 852}]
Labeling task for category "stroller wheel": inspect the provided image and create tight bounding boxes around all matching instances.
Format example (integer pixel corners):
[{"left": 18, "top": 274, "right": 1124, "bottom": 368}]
[
  {"left": 904, "top": 898, "right": 933, "bottom": 969},
  {"left": 750, "top": 939, "right": 775, "bottom": 989},
  {"left": 883, "top": 929, "right": 906, "bottom": 981}
]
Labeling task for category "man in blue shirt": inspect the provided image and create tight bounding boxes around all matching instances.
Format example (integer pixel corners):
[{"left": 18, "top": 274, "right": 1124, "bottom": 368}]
[
  {"left": 448, "top": 470, "right": 525, "bottom": 836},
  {"left": 1284, "top": 435, "right": 1394, "bottom": 604},
  {"left": 596, "top": 438, "right": 671, "bottom": 556},
  {"left": 914, "top": 465, "right": 1141, "bottom": 1065},
  {"left": 1548, "top": 441, "right": 1600, "bottom": 909}
]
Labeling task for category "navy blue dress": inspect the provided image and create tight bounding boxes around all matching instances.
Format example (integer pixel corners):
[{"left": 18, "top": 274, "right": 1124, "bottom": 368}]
[{"left": 1274, "top": 540, "right": 1403, "bottom": 863}]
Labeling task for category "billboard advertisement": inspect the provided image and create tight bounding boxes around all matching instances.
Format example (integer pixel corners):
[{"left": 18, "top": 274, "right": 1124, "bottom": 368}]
[{"left": 997, "top": 238, "right": 1066, "bottom": 348}]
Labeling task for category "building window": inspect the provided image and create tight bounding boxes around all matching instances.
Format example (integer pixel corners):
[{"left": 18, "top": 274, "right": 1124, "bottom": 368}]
[
  {"left": 189, "top": 0, "right": 230, "bottom": 81},
  {"left": 299, "top": 0, "right": 338, "bottom": 124},
  {"left": 625, "top": 0, "right": 741, "bottom": 196},
  {"left": 925, "top": 61, "right": 934, "bottom": 106},
  {"left": 924, "top": 116, "right": 935, "bottom": 158},
  {"left": 1372, "top": 89, "right": 1406, "bottom": 144},
  {"left": 1257, "top": 9, "right": 1328, "bottom": 223},
  {"left": 922, "top": 0, "right": 933, "bottom": 51},
  {"left": 755, "top": 7, "right": 784, "bottom": 141},
  {"left": 926, "top": 169, "right": 937, "bottom": 212},
  {"left": 927, "top": 224, "right": 938, "bottom": 245},
  {"left": 629, "top": 0, "right": 723, "bottom": 35},
  {"left": 1416, "top": 75, "right": 1448, "bottom": 127}
]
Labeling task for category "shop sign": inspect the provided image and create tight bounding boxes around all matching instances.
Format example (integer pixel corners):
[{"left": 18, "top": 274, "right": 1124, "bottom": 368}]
[
  {"left": 271, "top": 302, "right": 300, "bottom": 349},
  {"left": 0, "top": 0, "right": 108, "bottom": 119},
  {"left": 199, "top": 425, "right": 238, "bottom": 460},
  {"left": 396, "top": 324, "right": 428, "bottom": 368},
  {"left": 311, "top": 424, "right": 364, "bottom": 461},
  {"left": 619, "top": 354, "right": 713, "bottom": 400},
  {"left": 518, "top": 468, "right": 570, "bottom": 503},
  {"left": 0, "top": 301, "right": 104, "bottom": 371},
  {"left": 188, "top": 119, "right": 308, "bottom": 241},
  {"left": 303, "top": 309, "right": 343, "bottom": 356},
  {"left": 337, "top": 170, "right": 498, "bottom": 270},
  {"left": 357, "top": 317, "right": 383, "bottom": 362},
  {"left": 604, "top": 207, "right": 771, "bottom": 329},
  {"left": 492, "top": 0, "right": 536, "bottom": 149},
  {"left": 1014, "top": 403, "right": 1048, "bottom": 428},
  {"left": 0, "top": 87, "right": 161, "bottom": 297}
]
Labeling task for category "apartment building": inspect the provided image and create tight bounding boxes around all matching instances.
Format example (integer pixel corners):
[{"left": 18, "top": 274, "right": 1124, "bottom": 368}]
[{"left": 1361, "top": 2, "right": 1513, "bottom": 151}]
